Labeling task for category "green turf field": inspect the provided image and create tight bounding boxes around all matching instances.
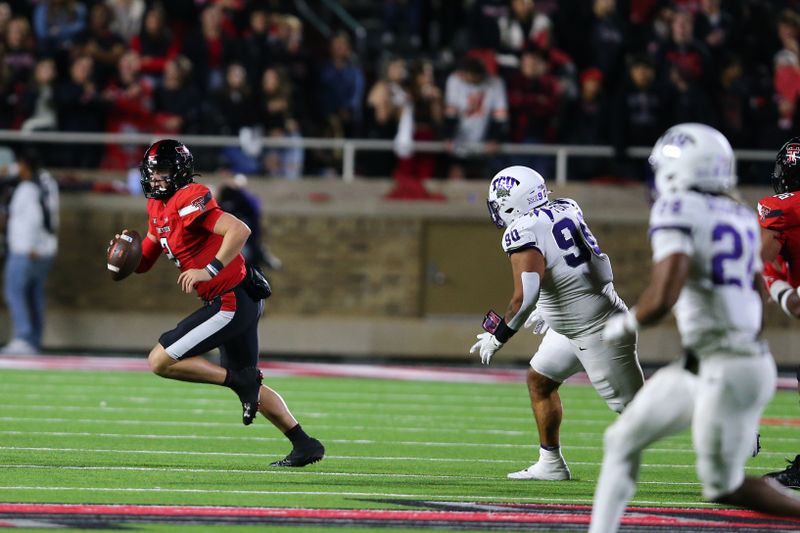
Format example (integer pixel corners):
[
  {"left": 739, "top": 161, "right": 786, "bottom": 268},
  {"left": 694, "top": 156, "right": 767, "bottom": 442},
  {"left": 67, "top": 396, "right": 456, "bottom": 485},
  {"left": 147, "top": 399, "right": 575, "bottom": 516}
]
[{"left": 0, "top": 367, "right": 797, "bottom": 520}]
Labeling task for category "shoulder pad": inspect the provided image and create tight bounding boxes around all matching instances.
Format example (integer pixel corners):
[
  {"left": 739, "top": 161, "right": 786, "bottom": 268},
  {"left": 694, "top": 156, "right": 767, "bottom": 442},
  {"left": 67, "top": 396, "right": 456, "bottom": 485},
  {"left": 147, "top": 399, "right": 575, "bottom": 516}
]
[
  {"left": 649, "top": 192, "right": 696, "bottom": 235},
  {"left": 757, "top": 193, "right": 800, "bottom": 230},
  {"left": 502, "top": 216, "right": 540, "bottom": 254},
  {"left": 174, "top": 183, "right": 214, "bottom": 218}
]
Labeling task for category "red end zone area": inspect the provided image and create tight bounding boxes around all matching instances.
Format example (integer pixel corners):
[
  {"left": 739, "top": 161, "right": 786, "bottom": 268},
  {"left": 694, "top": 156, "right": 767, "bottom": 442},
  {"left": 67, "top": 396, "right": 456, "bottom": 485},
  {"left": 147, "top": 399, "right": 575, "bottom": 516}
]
[{"left": 1, "top": 502, "right": 800, "bottom": 531}]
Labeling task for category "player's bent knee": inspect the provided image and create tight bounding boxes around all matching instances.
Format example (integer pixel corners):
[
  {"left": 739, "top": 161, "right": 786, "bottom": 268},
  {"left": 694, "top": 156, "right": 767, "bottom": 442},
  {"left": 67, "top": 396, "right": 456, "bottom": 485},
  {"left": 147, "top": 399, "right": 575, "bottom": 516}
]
[
  {"left": 148, "top": 345, "right": 174, "bottom": 376},
  {"left": 527, "top": 368, "right": 560, "bottom": 398}
]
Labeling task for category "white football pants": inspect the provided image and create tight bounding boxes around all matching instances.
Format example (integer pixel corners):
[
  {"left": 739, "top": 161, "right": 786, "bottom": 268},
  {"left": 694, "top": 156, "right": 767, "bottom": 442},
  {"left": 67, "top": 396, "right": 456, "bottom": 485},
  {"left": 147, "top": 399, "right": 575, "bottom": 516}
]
[
  {"left": 530, "top": 328, "right": 644, "bottom": 413},
  {"left": 589, "top": 353, "right": 776, "bottom": 533}
]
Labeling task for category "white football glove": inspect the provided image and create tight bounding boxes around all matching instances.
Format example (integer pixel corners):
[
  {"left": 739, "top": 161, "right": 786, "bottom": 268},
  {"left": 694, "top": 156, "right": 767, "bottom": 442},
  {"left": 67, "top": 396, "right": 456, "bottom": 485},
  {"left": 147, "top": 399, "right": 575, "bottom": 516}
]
[
  {"left": 470, "top": 332, "right": 503, "bottom": 365},
  {"left": 523, "top": 308, "right": 549, "bottom": 335},
  {"left": 602, "top": 310, "right": 639, "bottom": 344}
]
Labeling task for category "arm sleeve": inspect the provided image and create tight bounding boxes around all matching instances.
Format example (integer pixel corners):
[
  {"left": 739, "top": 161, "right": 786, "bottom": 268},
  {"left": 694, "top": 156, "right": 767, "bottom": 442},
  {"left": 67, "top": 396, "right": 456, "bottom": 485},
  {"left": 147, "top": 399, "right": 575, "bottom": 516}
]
[{"left": 135, "top": 235, "right": 162, "bottom": 273}]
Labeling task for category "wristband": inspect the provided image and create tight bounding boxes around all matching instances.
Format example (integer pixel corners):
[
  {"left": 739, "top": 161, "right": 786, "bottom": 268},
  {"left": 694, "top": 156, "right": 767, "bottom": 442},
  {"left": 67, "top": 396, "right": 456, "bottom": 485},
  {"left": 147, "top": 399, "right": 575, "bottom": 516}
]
[
  {"left": 779, "top": 286, "right": 800, "bottom": 318},
  {"left": 205, "top": 258, "right": 224, "bottom": 278},
  {"left": 769, "top": 279, "right": 792, "bottom": 304},
  {"left": 493, "top": 319, "right": 517, "bottom": 343},
  {"left": 482, "top": 309, "right": 517, "bottom": 343}
]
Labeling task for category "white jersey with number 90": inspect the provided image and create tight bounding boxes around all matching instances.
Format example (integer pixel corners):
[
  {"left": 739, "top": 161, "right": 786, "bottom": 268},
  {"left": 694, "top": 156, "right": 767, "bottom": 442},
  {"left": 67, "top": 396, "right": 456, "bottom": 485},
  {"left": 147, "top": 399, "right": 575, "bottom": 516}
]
[{"left": 501, "top": 198, "right": 626, "bottom": 338}]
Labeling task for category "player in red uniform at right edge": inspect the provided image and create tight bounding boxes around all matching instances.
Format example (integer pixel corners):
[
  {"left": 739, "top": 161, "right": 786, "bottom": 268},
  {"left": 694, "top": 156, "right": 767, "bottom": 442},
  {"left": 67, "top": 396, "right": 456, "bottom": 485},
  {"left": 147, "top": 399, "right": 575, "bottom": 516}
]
[
  {"left": 757, "top": 137, "right": 800, "bottom": 488},
  {"left": 118, "top": 139, "right": 324, "bottom": 467}
]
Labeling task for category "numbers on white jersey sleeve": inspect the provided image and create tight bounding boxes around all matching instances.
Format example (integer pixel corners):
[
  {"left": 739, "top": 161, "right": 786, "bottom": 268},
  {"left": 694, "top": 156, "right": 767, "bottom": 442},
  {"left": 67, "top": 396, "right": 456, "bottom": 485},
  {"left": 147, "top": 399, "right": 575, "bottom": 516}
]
[
  {"left": 159, "top": 237, "right": 182, "bottom": 268},
  {"left": 504, "top": 229, "right": 521, "bottom": 248}
]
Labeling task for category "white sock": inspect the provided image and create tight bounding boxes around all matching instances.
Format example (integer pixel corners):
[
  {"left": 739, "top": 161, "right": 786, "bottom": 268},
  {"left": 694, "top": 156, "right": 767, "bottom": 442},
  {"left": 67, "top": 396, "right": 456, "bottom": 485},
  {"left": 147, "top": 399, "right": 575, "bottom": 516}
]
[{"left": 539, "top": 446, "right": 564, "bottom": 462}]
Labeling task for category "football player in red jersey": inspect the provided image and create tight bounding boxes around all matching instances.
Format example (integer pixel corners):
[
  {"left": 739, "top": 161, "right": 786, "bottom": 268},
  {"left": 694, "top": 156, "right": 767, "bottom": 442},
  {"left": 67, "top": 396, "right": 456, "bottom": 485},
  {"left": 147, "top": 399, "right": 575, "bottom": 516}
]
[
  {"left": 757, "top": 137, "right": 800, "bottom": 488},
  {"left": 119, "top": 139, "right": 323, "bottom": 467}
]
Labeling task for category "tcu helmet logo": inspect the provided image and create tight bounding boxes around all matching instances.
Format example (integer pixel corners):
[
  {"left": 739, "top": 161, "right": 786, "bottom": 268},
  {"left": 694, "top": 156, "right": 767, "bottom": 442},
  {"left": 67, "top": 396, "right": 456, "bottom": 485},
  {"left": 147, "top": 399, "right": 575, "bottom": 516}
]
[
  {"left": 661, "top": 130, "right": 695, "bottom": 149},
  {"left": 492, "top": 176, "right": 520, "bottom": 198},
  {"left": 785, "top": 143, "right": 800, "bottom": 166}
]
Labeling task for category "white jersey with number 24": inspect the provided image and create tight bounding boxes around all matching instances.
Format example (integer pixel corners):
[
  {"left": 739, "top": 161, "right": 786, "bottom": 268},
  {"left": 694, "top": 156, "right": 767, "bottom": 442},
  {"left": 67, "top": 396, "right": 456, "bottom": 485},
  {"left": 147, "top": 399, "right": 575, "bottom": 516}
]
[{"left": 649, "top": 190, "right": 763, "bottom": 358}]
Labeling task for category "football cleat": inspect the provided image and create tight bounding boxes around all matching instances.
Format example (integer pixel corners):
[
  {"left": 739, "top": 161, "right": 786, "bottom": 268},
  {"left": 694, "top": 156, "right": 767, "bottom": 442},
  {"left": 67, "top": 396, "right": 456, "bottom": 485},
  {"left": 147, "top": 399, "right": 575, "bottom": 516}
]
[
  {"left": 752, "top": 432, "right": 761, "bottom": 458},
  {"left": 229, "top": 367, "right": 263, "bottom": 426},
  {"left": 507, "top": 461, "right": 572, "bottom": 481},
  {"left": 508, "top": 448, "right": 571, "bottom": 481},
  {"left": 764, "top": 455, "right": 800, "bottom": 489},
  {"left": 270, "top": 438, "right": 325, "bottom": 467}
]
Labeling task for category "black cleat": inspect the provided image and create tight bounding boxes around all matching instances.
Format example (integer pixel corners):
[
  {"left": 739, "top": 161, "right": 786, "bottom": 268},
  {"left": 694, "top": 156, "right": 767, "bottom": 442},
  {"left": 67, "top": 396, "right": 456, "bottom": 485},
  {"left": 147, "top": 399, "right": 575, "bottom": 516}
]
[
  {"left": 229, "top": 367, "right": 263, "bottom": 426},
  {"left": 764, "top": 455, "right": 800, "bottom": 489},
  {"left": 270, "top": 438, "right": 325, "bottom": 467}
]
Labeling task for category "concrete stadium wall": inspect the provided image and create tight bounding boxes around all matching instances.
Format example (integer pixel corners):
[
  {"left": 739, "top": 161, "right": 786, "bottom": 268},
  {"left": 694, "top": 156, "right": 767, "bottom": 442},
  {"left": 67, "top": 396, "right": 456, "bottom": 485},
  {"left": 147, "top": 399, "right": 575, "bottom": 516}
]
[{"left": 8, "top": 178, "right": 797, "bottom": 365}]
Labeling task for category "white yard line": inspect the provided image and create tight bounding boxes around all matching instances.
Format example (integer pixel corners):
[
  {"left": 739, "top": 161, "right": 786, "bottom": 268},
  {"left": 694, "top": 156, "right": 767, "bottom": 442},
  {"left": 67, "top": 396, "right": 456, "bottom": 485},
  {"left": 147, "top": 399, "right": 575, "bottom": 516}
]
[
  {"left": 0, "top": 447, "right": 777, "bottom": 472},
  {"left": 1, "top": 436, "right": 789, "bottom": 456},
  {"left": 0, "top": 485, "right": 719, "bottom": 507},
  {"left": 0, "top": 463, "right": 708, "bottom": 487},
  {"left": 0, "top": 403, "right": 617, "bottom": 425}
]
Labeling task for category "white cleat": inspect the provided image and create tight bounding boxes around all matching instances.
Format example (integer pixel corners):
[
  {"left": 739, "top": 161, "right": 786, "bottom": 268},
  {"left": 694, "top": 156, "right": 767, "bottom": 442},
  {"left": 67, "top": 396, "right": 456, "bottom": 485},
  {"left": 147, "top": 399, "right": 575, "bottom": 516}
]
[{"left": 507, "top": 448, "right": 572, "bottom": 480}]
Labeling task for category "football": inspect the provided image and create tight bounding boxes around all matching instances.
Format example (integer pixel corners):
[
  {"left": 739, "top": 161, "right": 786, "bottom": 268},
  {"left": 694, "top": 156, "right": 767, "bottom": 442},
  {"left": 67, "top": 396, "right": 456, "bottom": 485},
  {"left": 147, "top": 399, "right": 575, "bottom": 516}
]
[{"left": 107, "top": 230, "right": 142, "bottom": 281}]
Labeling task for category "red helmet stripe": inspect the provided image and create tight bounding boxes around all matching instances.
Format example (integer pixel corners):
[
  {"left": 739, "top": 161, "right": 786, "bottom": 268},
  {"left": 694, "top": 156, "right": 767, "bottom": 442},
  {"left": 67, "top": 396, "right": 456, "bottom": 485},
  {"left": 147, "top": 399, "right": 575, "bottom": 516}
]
[{"left": 147, "top": 142, "right": 161, "bottom": 161}]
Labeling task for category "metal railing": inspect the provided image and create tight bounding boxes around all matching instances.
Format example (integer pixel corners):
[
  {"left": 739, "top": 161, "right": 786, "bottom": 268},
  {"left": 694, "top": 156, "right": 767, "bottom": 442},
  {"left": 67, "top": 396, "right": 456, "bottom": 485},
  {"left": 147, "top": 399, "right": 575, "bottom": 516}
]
[{"left": 0, "top": 130, "right": 775, "bottom": 185}]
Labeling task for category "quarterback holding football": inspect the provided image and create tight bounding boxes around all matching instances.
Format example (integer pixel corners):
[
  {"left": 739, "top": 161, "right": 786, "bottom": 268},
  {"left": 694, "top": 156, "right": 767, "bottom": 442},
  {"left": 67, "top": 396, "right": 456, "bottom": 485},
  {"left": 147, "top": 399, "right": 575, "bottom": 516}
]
[{"left": 109, "top": 139, "right": 324, "bottom": 468}]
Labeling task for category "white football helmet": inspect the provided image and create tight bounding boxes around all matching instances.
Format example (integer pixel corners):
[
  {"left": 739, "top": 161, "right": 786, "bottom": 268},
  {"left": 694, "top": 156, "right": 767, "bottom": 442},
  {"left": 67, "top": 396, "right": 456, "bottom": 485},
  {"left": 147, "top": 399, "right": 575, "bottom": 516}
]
[
  {"left": 487, "top": 165, "right": 548, "bottom": 228},
  {"left": 650, "top": 123, "right": 736, "bottom": 196}
]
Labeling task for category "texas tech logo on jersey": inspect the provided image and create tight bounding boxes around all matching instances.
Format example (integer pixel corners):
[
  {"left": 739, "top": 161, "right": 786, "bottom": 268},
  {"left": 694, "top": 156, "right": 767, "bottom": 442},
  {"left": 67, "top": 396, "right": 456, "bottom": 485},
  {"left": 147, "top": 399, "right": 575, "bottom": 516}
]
[
  {"left": 191, "top": 196, "right": 207, "bottom": 212},
  {"left": 757, "top": 202, "right": 770, "bottom": 221}
]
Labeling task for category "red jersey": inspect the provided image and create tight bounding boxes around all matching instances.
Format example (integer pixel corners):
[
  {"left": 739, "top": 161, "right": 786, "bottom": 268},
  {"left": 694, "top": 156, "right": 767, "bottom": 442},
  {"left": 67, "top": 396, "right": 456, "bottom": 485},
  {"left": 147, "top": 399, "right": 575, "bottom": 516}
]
[
  {"left": 146, "top": 183, "right": 246, "bottom": 300},
  {"left": 757, "top": 191, "right": 800, "bottom": 288}
]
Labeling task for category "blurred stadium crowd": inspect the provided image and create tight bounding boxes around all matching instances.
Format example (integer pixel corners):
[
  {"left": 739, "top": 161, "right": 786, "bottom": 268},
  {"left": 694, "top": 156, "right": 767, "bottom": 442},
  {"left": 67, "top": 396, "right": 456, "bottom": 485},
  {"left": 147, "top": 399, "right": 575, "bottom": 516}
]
[{"left": 0, "top": 0, "right": 799, "bottom": 181}]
